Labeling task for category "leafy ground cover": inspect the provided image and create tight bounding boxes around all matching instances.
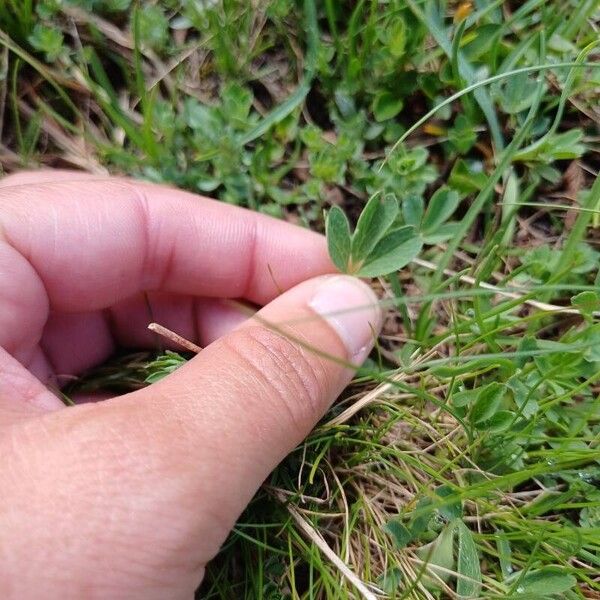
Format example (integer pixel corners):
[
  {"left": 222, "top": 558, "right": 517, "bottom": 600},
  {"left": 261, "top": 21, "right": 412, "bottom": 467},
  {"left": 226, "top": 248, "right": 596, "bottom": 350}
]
[{"left": 1, "top": 1, "right": 600, "bottom": 598}]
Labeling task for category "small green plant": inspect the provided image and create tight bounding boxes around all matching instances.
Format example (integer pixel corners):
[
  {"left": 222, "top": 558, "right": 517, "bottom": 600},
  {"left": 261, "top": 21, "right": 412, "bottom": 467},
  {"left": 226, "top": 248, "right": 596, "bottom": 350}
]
[
  {"left": 326, "top": 186, "right": 461, "bottom": 277},
  {"left": 144, "top": 351, "right": 186, "bottom": 384},
  {"left": 326, "top": 192, "right": 422, "bottom": 277}
]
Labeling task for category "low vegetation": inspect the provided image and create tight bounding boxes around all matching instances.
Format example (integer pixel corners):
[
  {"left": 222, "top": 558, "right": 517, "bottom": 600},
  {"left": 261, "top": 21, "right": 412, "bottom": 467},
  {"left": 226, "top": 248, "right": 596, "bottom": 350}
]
[{"left": 1, "top": 0, "right": 599, "bottom": 598}]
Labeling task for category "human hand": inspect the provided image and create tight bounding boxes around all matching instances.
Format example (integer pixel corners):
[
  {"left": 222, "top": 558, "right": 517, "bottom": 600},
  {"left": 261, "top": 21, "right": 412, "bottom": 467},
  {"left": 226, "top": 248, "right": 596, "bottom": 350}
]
[{"left": 0, "top": 171, "right": 382, "bottom": 599}]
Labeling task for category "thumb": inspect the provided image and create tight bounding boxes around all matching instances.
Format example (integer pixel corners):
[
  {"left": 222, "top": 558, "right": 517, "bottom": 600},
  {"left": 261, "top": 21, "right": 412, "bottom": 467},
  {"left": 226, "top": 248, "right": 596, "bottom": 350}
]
[
  {"left": 1, "top": 275, "right": 381, "bottom": 598},
  {"left": 136, "top": 273, "right": 382, "bottom": 528},
  {"left": 118, "top": 274, "right": 381, "bottom": 561}
]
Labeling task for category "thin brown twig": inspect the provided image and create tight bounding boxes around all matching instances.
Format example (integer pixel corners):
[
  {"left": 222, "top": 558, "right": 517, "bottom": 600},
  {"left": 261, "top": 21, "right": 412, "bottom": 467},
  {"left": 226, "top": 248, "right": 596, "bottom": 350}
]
[{"left": 147, "top": 322, "right": 202, "bottom": 354}]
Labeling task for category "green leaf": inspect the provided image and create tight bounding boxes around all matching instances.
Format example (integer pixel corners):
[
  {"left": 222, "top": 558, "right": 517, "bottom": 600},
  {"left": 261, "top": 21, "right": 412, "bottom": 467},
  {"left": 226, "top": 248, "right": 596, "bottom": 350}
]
[
  {"left": 356, "top": 227, "right": 422, "bottom": 277},
  {"left": 372, "top": 91, "right": 404, "bottom": 122},
  {"left": 416, "top": 521, "right": 456, "bottom": 589},
  {"left": 377, "top": 567, "right": 403, "bottom": 594},
  {"left": 410, "top": 497, "right": 434, "bottom": 538},
  {"left": 28, "top": 24, "right": 64, "bottom": 62},
  {"left": 498, "top": 71, "right": 543, "bottom": 115},
  {"left": 422, "top": 222, "right": 461, "bottom": 244},
  {"left": 385, "top": 519, "right": 413, "bottom": 549},
  {"left": 572, "top": 290, "right": 600, "bottom": 319},
  {"left": 478, "top": 410, "right": 515, "bottom": 433},
  {"left": 221, "top": 82, "right": 253, "bottom": 123},
  {"left": 145, "top": 351, "right": 187, "bottom": 384},
  {"left": 511, "top": 568, "right": 576, "bottom": 596},
  {"left": 326, "top": 206, "right": 351, "bottom": 272},
  {"left": 388, "top": 16, "right": 407, "bottom": 58},
  {"left": 448, "top": 114, "right": 477, "bottom": 154},
  {"left": 495, "top": 531, "right": 513, "bottom": 579},
  {"left": 136, "top": 4, "right": 169, "bottom": 49},
  {"left": 514, "top": 129, "right": 585, "bottom": 163},
  {"left": 456, "top": 521, "right": 482, "bottom": 598},
  {"left": 351, "top": 193, "right": 399, "bottom": 263},
  {"left": 422, "top": 187, "right": 460, "bottom": 234},
  {"left": 449, "top": 160, "right": 488, "bottom": 194},
  {"left": 403, "top": 195, "right": 424, "bottom": 228},
  {"left": 435, "top": 485, "right": 462, "bottom": 520},
  {"left": 471, "top": 382, "right": 504, "bottom": 425}
]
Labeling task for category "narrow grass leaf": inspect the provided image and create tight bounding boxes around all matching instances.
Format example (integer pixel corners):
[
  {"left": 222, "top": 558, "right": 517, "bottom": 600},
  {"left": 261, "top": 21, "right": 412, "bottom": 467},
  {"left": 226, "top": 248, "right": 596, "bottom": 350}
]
[
  {"left": 406, "top": 0, "right": 504, "bottom": 150},
  {"left": 456, "top": 521, "right": 482, "bottom": 598}
]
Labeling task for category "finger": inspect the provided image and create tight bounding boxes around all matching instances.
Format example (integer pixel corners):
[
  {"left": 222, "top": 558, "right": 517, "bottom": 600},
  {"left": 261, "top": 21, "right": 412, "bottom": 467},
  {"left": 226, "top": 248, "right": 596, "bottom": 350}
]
[
  {"left": 1, "top": 276, "right": 381, "bottom": 596},
  {"left": 108, "top": 276, "right": 382, "bottom": 559},
  {"left": 0, "top": 347, "right": 63, "bottom": 426},
  {"left": 39, "top": 294, "right": 251, "bottom": 380},
  {"left": 107, "top": 294, "right": 251, "bottom": 349},
  {"left": 0, "top": 169, "right": 99, "bottom": 187},
  {"left": 0, "top": 173, "right": 331, "bottom": 354}
]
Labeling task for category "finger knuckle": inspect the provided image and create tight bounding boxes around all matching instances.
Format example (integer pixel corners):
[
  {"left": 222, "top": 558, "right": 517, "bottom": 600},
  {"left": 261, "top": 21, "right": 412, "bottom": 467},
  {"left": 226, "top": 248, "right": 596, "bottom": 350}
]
[{"left": 226, "top": 327, "right": 327, "bottom": 432}]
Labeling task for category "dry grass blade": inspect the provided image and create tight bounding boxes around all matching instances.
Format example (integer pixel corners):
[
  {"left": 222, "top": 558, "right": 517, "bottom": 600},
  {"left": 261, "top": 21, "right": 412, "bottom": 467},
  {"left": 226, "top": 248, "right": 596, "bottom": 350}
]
[{"left": 273, "top": 490, "right": 381, "bottom": 600}]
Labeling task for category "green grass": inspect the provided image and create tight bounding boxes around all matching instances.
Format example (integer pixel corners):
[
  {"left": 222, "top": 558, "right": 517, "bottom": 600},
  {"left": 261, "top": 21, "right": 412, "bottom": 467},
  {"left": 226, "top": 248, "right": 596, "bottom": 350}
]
[{"left": 2, "top": 0, "right": 600, "bottom": 598}]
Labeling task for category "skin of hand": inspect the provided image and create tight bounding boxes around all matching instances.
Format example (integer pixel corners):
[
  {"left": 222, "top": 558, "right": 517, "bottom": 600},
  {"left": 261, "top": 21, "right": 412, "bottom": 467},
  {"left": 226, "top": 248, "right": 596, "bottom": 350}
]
[{"left": 0, "top": 171, "right": 382, "bottom": 599}]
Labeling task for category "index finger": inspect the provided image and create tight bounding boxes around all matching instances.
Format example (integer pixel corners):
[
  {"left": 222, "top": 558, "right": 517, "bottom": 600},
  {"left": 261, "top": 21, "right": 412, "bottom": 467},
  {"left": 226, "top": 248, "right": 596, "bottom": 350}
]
[{"left": 0, "top": 172, "right": 334, "bottom": 313}]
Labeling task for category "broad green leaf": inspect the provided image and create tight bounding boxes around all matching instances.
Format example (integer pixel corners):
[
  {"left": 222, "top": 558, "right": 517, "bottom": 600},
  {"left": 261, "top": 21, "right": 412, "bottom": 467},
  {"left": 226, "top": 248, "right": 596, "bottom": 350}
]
[
  {"left": 572, "top": 290, "right": 600, "bottom": 319},
  {"left": 326, "top": 206, "right": 351, "bottom": 272},
  {"left": 451, "top": 389, "right": 478, "bottom": 408},
  {"left": 388, "top": 16, "right": 407, "bottom": 57},
  {"left": 403, "top": 195, "right": 424, "bottom": 228},
  {"left": 463, "top": 24, "right": 501, "bottom": 61},
  {"left": 385, "top": 519, "right": 413, "bottom": 549},
  {"left": 377, "top": 567, "right": 403, "bottom": 594},
  {"left": 372, "top": 91, "right": 404, "bottom": 122},
  {"left": 507, "top": 376, "right": 538, "bottom": 419},
  {"left": 479, "top": 410, "right": 515, "bottom": 433},
  {"left": 471, "top": 382, "right": 504, "bottom": 425},
  {"left": 435, "top": 485, "right": 462, "bottom": 520},
  {"left": 448, "top": 114, "right": 477, "bottom": 154},
  {"left": 351, "top": 193, "right": 399, "bottom": 263},
  {"left": 28, "top": 24, "right": 64, "bottom": 61},
  {"left": 511, "top": 568, "right": 576, "bottom": 596},
  {"left": 514, "top": 129, "right": 585, "bottom": 163},
  {"left": 356, "top": 227, "right": 422, "bottom": 277},
  {"left": 410, "top": 497, "right": 434, "bottom": 538},
  {"left": 422, "top": 222, "right": 461, "bottom": 244},
  {"left": 449, "top": 160, "right": 488, "bottom": 194},
  {"left": 456, "top": 521, "right": 482, "bottom": 598},
  {"left": 498, "top": 71, "right": 543, "bottom": 114},
  {"left": 422, "top": 187, "right": 460, "bottom": 234},
  {"left": 416, "top": 521, "right": 456, "bottom": 589}
]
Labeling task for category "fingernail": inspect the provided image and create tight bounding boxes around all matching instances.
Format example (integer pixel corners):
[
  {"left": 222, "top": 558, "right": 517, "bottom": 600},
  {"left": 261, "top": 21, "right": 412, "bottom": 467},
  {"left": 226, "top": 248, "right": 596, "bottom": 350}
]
[{"left": 308, "top": 276, "right": 382, "bottom": 364}]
